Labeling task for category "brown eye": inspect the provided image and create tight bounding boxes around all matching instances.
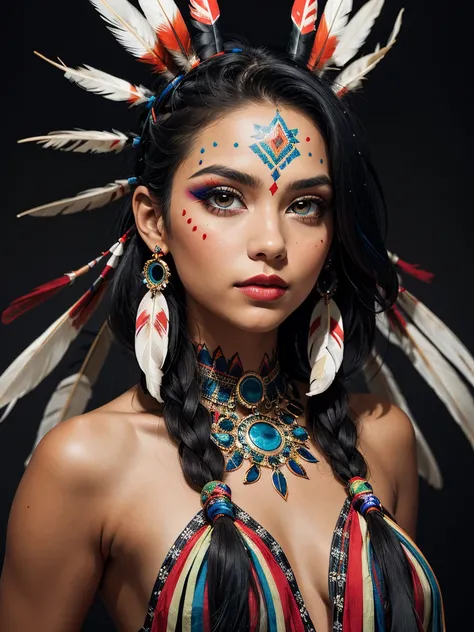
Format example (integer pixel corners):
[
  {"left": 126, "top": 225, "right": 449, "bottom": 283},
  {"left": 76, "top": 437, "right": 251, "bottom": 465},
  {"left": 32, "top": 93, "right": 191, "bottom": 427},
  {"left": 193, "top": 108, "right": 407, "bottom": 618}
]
[
  {"left": 214, "top": 193, "right": 234, "bottom": 208},
  {"left": 294, "top": 200, "right": 313, "bottom": 213}
]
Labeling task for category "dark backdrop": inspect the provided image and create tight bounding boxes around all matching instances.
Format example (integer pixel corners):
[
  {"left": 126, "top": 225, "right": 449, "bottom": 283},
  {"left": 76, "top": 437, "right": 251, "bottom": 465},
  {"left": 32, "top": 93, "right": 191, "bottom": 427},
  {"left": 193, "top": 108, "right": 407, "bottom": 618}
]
[{"left": 1, "top": 1, "right": 473, "bottom": 629}]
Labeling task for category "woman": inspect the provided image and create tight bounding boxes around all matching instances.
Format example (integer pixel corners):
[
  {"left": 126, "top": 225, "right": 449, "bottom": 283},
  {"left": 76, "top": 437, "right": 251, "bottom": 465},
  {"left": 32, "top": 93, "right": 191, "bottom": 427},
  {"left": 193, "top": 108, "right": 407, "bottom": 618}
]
[{"left": 0, "top": 1, "right": 446, "bottom": 630}]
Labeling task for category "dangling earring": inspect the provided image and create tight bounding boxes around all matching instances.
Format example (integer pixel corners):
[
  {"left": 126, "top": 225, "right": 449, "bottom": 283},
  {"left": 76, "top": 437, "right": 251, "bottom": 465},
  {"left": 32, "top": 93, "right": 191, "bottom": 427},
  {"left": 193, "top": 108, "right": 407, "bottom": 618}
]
[
  {"left": 306, "top": 260, "right": 345, "bottom": 397},
  {"left": 135, "top": 246, "right": 171, "bottom": 403}
]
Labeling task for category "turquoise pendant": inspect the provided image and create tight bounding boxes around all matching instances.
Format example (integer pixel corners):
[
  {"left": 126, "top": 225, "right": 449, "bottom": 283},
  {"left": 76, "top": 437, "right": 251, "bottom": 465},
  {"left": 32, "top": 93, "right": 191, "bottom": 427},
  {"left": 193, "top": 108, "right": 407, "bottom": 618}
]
[{"left": 211, "top": 400, "right": 319, "bottom": 500}]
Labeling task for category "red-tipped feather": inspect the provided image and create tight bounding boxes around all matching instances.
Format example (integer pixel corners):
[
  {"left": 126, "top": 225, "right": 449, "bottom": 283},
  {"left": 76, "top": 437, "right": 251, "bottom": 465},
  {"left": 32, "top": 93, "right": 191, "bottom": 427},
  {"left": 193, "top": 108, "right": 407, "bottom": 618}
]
[
  {"left": 189, "top": 0, "right": 220, "bottom": 25},
  {"left": 2, "top": 277, "right": 72, "bottom": 325},
  {"left": 308, "top": 0, "right": 352, "bottom": 70},
  {"left": 291, "top": 0, "right": 318, "bottom": 35}
]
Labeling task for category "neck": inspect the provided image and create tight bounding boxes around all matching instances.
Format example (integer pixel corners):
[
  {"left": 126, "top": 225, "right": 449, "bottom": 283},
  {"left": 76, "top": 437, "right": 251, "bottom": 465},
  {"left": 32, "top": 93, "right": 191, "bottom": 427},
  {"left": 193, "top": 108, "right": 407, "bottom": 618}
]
[{"left": 186, "top": 300, "right": 278, "bottom": 372}]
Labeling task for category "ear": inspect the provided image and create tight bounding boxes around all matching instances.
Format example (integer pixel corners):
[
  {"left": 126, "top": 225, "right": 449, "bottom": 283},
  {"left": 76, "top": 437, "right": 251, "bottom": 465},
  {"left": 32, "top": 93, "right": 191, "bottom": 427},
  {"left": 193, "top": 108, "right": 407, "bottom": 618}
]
[{"left": 132, "top": 185, "right": 170, "bottom": 254}]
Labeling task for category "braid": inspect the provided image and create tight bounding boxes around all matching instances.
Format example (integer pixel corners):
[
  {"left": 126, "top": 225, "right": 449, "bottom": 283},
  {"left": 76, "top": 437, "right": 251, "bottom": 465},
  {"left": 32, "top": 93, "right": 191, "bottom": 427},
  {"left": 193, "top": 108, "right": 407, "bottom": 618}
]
[
  {"left": 308, "top": 374, "right": 420, "bottom": 630},
  {"left": 160, "top": 277, "right": 258, "bottom": 632}
]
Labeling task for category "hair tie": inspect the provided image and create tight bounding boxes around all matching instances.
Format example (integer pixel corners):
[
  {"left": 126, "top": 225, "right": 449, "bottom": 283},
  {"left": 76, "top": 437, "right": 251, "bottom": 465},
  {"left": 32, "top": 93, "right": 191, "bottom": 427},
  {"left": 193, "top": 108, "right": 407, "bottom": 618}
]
[
  {"left": 348, "top": 476, "right": 383, "bottom": 517},
  {"left": 201, "top": 481, "right": 235, "bottom": 525}
]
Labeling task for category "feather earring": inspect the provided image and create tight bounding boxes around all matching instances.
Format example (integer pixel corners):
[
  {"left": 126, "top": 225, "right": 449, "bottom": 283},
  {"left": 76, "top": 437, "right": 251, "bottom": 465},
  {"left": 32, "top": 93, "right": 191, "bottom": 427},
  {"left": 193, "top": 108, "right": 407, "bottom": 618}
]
[
  {"left": 306, "top": 262, "right": 345, "bottom": 397},
  {"left": 135, "top": 246, "right": 171, "bottom": 403}
]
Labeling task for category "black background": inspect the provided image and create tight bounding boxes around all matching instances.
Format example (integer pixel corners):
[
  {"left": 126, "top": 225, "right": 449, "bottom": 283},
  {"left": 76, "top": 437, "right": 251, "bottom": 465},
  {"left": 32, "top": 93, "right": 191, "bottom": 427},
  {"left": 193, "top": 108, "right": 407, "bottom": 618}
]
[{"left": 1, "top": 1, "right": 473, "bottom": 629}]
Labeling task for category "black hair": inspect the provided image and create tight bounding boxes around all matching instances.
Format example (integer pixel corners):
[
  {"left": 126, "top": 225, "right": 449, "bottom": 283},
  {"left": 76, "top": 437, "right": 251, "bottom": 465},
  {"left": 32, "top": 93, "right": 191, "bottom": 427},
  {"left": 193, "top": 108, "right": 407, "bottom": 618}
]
[{"left": 108, "top": 42, "right": 418, "bottom": 632}]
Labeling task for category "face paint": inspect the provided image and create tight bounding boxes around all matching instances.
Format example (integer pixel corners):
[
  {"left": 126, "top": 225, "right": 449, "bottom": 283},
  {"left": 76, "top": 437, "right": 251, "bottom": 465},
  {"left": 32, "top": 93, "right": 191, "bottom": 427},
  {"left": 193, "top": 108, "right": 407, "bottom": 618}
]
[
  {"left": 320, "top": 158, "right": 324, "bottom": 164},
  {"left": 234, "top": 142, "right": 239, "bottom": 147},
  {"left": 213, "top": 141, "right": 218, "bottom": 147},
  {"left": 200, "top": 147, "right": 206, "bottom": 154},
  {"left": 249, "top": 109, "right": 301, "bottom": 196},
  {"left": 187, "top": 218, "right": 192, "bottom": 224},
  {"left": 192, "top": 226, "right": 197, "bottom": 232},
  {"left": 182, "top": 209, "right": 187, "bottom": 216},
  {"left": 308, "top": 152, "right": 313, "bottom": 157}
]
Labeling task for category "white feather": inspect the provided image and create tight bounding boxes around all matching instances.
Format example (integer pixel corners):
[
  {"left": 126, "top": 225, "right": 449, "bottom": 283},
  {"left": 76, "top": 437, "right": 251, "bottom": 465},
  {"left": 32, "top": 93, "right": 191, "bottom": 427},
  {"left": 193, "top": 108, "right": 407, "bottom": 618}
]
[
  {"left": 377, "top": 311, "right": 474, "bottom": 448},
  {"left": 18, "top": 129, "right": 130, "bottom": 154},
  {"left": 90, "top": 0, "right": 158, "bottom": 60},
  {"left": 65, "top": 64, "right": 152, "bottom": 104},
  {"left": 363, "top": 351, "right": 443, "bottom": 489},
  {"left": 24, "top": 323, "right": 112, "bottom": 466},
  {"left": 23, "top": 374, "right": 92, "bottom": 465},
  {"left": 135, "top": 290, "right": 169, "bottom": 403},
  {"left": 322, "top": 0, "right": 353, "bottom": 39},
  {"left": 35, "top": 52, "right": 152, "bottom": 104},
  {"left": 332, "top": 0, "right": 384, "bottom": 67},
  {"left": 0, "top": 308, "right": 82, "bottom": 412},
  {"left": 17, "top": 179, "right": 131, "bottom": 218},
  {"left": 138, "top": 0, "right": 195, "bottom": 69},
  {"left": 333, "top": 9, "right": 403, "bottom": 95},
  {"left": 397, "top": 290, "right": 474, "bottom": 389},
  {"left": 306, "top": 298, "right": 344, "bottom": 396}
]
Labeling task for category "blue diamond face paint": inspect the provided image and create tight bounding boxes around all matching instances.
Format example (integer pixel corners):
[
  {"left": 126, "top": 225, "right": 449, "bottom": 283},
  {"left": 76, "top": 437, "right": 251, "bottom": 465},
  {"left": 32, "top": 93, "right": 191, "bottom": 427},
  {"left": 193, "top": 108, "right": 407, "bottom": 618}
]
[{"left": 249, "top": 110, "right": 301, "bottom": 195}]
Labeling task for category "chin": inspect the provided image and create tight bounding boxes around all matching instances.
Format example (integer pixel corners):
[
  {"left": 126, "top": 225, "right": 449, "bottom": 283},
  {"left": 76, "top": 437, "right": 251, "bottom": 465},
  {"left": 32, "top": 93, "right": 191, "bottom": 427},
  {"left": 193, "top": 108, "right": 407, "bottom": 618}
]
[{"left": 224, "top": 307, "right": 289, "bottom": 334}]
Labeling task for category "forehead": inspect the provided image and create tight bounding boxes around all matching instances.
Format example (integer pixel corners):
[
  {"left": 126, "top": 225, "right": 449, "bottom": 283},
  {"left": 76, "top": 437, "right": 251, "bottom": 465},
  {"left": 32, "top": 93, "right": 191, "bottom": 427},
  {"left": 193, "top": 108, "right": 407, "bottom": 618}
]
[{"left": 180, "top": 103, "right": 329, "bottom": 186}]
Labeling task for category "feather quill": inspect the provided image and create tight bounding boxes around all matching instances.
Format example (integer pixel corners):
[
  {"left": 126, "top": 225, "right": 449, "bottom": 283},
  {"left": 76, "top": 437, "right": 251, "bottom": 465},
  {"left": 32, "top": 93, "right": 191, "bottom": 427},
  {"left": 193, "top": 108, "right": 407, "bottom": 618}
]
[
  {"left": 138, "top": 0, "right": 197, "bottom": 69},
  {"left": 288, "top": 0, "right": 318, "bottom": 60},
  {"left": 308, "top": 0, "right": 352, "bottom": 70},
  {"left": 18, "top": 129, "right": 131, "bottom": 154},
  {"left": 90, "top": 0, "right": 175, "bottom": 75},
  {"left": 35, "top": 52, "right": 152, "bottom": 105},
  {"left": 364, "top": 351, "right": 443, "bottom": 489},
  {"left": 333, "top": 9, "right": 403, "bottom": 96},
  {"left": 135, "top": 290, "right": 169, "bottom": 403},
  {"left": 377, "top": 309, "right": 474, "bottom": 448},
  {"left": 17, "top": 179, "right": 131, "bottom": 218},
  {"left": 331, "top": 0, "right": 384, "bottom": 67},
  {"left": 397, "top": 290, "right": 474, "bottom": 389},
  {"left": 24, "top": 322, "right": 113, "bottom": 466},
  {"left": 189, "top": 0, "right": 223, "bottom": 55}
]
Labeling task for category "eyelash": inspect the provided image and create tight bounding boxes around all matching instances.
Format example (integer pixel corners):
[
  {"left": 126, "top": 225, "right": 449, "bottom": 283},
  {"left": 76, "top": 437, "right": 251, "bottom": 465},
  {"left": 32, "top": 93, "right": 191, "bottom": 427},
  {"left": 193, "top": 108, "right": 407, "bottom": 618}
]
[{"left": 190, "top": 186, "right": 329, "bottom": 223}]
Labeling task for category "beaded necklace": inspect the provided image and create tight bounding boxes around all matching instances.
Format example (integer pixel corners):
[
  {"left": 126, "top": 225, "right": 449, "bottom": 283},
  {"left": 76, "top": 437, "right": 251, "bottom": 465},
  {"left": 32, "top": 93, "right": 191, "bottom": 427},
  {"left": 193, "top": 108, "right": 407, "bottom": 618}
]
[{"left": 195, "top": 344, "right": 319, "bottom": 500}]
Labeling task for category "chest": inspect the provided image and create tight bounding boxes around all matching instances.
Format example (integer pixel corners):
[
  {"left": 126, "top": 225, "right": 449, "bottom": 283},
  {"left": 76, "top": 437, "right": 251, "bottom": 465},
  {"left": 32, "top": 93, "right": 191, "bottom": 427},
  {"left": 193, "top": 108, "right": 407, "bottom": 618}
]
[{"left": 97, "top": 431, "right": 396, "bottom": 632}]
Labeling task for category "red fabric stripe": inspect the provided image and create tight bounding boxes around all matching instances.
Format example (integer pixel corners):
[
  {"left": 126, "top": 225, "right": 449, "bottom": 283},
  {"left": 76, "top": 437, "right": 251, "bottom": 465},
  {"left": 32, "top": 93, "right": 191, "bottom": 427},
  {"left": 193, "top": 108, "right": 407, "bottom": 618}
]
[
  {"left": 406, "top": 554, "right": 425, "bottom": 630},
  {"left": 238, "top": 521, "right": 306, "bottom": 632},
  {"left": 248, "top": 566, "right": 260, "bottom": 632},
  {"left": 152, "top": 525, "right": 208, "bottom": 631},
  {"left": 203, "top": 581, "right": 210, "bottom": 632},
  {"left": 343, "top": 508, "right": 363, "bottom": 632},
  {"left": 309, "top": 315, "right": 321, "bottom": 338}
]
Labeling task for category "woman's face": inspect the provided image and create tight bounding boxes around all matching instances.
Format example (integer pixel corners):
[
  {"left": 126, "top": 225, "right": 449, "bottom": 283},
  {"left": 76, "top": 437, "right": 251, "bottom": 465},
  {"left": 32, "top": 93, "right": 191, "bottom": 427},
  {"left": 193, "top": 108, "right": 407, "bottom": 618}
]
[{"left": 164, "top": 102, "right": 333, "bottom": 333}]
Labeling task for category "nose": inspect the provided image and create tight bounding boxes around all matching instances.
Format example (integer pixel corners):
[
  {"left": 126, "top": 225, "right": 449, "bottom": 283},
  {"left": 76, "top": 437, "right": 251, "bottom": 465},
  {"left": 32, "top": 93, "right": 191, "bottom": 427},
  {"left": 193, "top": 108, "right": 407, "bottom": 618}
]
[{"left": 247, "top": 206, "right": 287, "bottom": 262}]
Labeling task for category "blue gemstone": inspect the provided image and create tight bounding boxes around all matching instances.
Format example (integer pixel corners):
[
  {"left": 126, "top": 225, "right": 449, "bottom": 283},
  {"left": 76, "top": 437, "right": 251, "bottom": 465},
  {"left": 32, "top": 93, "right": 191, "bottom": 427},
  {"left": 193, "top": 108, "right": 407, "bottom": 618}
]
[
  {"left": 212, "top": 433, "right": 234, "bottom": 449},
  {"left": 287, "top": 459, "right": 308, "bottom": 478},
  {"left": 280, "top": 413, "right": 295, "bottom": 425},
  {"left": 282, "top": 446, "right": 291, "bottom": 457},
  {"left": 148, "top": 261, "right": 165, "bottom": 284},
  {"left": 249, "top": 422, "right": 282, "bottom": 452},
  {"left": 297, "top": 447, "right": 318, "bottom": 463},
  {"left": 244, "top": 464, "right": 261, "bottom": 484},
  {"left": 268, "top": 456, "right": 280, "bottom": 467},
  {"left": 238, "top": 375, "right": 264, "bottom": 405},
  {"left": 292, "top": 426, "right": 309, "bottom": 441},
  {"left": 226, "top": 451, "right": 244, "bottom": 471},
  {"left": 272, "top": 470, "right": 288, "bottom": 499},
  {"left": 219, "top": 418, "right": 234, "bottom": 431}
]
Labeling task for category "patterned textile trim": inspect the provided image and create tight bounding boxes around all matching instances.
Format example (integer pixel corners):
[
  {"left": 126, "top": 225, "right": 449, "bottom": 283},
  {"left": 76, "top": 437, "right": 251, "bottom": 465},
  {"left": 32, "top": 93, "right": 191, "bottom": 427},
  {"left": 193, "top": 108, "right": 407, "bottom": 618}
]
[{"left": 138, "top": 498, "right": 351, "bottom": 632}]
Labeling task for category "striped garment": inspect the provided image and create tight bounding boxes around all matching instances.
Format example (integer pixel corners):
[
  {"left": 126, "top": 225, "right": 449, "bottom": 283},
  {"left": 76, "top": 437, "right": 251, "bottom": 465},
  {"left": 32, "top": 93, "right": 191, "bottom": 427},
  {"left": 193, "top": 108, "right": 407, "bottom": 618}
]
[{"left": 138, "top": 499, "right": 445, "bottom": 632}]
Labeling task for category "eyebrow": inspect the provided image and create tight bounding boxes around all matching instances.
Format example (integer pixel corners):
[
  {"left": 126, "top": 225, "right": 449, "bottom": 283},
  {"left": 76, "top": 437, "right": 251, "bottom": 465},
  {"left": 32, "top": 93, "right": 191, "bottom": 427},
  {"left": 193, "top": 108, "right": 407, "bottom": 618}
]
[{"left": 188, "top": 164, "right": 332, "bottom": 191}]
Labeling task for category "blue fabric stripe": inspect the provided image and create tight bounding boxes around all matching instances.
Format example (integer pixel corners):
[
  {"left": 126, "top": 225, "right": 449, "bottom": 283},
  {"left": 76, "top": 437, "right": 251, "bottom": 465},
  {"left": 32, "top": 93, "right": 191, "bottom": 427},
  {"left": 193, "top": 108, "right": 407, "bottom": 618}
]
[
  {"left": 191, "top": 556, "right": 208, "bottom": 632},
  {"left": 392, "top": 528, "right": 442, "bottom": 632},
  {"left": 246, "top": 546, "right": 277, "bottom": 632},
  {"left": 369, "top": 542, "right": 386, "bottom": 632}
]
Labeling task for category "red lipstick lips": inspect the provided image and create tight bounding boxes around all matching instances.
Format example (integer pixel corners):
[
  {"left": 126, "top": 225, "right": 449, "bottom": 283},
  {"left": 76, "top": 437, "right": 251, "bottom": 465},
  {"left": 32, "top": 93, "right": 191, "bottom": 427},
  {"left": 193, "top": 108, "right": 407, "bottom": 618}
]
[{"left": 235, "top": 274, "right": 288, "bottom": 301}]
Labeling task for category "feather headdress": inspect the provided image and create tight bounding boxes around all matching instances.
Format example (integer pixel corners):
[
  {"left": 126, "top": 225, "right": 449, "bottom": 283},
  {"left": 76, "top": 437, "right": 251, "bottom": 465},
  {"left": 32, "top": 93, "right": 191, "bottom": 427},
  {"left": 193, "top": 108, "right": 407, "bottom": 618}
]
[{"left": 4, "top": 0, "right": 473, "bottom": 491}]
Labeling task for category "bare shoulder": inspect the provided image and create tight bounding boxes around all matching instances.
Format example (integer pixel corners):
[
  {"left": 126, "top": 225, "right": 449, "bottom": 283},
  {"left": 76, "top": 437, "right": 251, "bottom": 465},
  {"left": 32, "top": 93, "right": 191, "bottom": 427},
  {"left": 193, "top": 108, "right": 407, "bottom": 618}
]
[
  {"left": 348, "top": 392, "right": 416, "bottom": 455},
  {"left": 348, "top": 392, "right": 419, "bottom": 535}
]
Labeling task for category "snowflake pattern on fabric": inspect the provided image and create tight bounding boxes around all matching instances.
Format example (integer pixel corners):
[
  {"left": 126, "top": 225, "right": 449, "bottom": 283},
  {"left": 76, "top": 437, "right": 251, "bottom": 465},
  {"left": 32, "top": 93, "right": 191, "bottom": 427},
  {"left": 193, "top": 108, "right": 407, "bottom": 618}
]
[
  {"left": 138, "top": 498, "right": 351, "bottom": 632},
  {"left": 249, "top": 110, "right": 301, "bottom": 195}
]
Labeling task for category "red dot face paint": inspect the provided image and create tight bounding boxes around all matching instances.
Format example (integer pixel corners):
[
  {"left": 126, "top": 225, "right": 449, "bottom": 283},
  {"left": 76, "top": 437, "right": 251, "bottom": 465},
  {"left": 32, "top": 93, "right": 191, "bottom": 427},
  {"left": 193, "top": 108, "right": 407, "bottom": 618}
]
[
  {"left": 182, "top": 209, "right": 187, "bottom": 216},
  {"left": 187, "top": 218, "right": 192, "bottom": 224},
  {"left": 306, "top": 136, "right": 311, "bottom": 142},
  {"left": 192, "top": 226, "right": 197, "bottom": 232},
  {"left": 202, "top": 234, "right": 207, "bottom": 240}
]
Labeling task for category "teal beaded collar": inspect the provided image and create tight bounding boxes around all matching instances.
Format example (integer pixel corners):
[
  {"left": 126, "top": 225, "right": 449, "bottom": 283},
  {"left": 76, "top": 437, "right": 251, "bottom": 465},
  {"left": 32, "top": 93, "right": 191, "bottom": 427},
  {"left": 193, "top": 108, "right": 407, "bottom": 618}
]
[
  {"left": 195, "top": 344, "right": 319, "bottom": 500},
  {"left": 195, "top": 343, "right": 287, "bottom": 411}
]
